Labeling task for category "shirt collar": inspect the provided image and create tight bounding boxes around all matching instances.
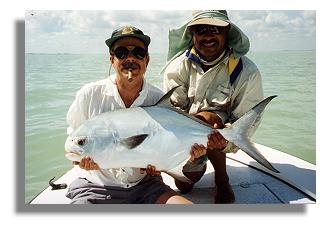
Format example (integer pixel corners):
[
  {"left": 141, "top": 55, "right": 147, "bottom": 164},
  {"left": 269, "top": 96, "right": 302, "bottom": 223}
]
[
  {"left": 186, "top": 48, "right": 230, "bottom": 73},
  {"left": 186, "top": 47, "right": 228, "bottom": 65},
  {"left": 104, "top": 74, "right": 149, "bottom": 108},
  {"left": 104, "top": 74, "right": 116, "bottom": 96}
]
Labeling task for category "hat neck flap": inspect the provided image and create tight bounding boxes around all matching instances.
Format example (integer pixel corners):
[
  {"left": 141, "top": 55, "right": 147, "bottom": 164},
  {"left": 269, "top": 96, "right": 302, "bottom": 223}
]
[{"left": 165, "top": 11, "right": 249, "bottom": 68}]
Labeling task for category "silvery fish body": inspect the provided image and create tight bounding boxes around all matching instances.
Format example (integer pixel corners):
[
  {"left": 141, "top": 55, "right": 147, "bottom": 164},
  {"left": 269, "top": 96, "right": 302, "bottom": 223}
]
[
  {"left": 65, "top": 106, "right": 210, "bottom": 172},
  {"left": 65, "top": 88, "right": 279, "bottom": 181}
]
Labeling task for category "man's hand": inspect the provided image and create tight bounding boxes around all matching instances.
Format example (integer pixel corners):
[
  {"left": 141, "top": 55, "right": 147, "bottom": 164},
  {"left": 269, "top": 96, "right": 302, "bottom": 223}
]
[
  {"left": 195, "top": 111, "right": 224, "bottom": 128},
  {"left": 189, "top": 143, "right": 206, "bottom": 162},
  {"left": 73, "top": 156, "right": 100, "bottom": 170},
  {"left": 207, "top": 131, "right": 228, "bottom": 150},
  {"left": 195, "top": 111, "right": 228, "bottom": 151},
  {"left": 140, "top": 164, "right": 161, "bottom": 176}
]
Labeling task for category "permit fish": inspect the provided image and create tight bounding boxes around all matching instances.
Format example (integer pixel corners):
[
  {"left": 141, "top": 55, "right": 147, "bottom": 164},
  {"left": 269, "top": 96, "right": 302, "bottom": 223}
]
[{"left": 65, "top": 87, "right": 279, "bottom": 182}]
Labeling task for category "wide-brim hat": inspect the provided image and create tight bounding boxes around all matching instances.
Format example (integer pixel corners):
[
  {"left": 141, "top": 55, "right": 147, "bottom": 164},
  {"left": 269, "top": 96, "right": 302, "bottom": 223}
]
[
  {"left": 166, "top": 10, "right": 250, "bottom": 62},
  {"left": 188, "top": 10, "right": 230, "bottom": 27},
  {"left": 105, "top": 25, "right": 151, "bottom": 49}
]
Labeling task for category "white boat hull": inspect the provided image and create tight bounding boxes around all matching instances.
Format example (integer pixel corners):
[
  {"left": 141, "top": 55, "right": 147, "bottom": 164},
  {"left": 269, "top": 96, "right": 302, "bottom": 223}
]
[{"left": 30, "top": 144, "right": 316, "bottom": 204}]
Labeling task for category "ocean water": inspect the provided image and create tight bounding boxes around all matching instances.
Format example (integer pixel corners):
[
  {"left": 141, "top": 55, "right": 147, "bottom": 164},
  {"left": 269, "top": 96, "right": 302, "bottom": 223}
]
[{"left": 25, "top": 51, "right": 316, "bottom": 203}]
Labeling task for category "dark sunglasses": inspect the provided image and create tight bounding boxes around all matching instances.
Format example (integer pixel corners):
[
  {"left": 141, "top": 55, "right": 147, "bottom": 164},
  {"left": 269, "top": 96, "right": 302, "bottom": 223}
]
[
  {"left": 192, "top": 25, "right": 223, "bottom": 36},
  {"left": 112, "top": 46, "right": 147, "bottom": 60}
]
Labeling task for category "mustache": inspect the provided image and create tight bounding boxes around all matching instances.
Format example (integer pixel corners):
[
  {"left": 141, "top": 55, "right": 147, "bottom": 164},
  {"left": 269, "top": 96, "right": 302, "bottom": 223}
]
[
  {"left": 200, "top": 39, "right": 218, "bottom": 45},
  {"left": 122, "top": 61, "right": 140, "bottom": 70}
]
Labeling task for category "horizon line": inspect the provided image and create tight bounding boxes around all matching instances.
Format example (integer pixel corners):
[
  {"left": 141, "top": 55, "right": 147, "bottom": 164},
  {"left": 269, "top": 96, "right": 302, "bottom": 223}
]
[{"left": 26, "top": 49, "right": 316, "bottom": 55}]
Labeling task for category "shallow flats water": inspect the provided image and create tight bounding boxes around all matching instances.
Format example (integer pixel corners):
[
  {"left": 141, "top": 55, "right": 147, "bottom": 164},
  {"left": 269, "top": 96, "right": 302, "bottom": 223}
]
[{"left": 25, "top": 51, "right": 316, "bottom": 203}]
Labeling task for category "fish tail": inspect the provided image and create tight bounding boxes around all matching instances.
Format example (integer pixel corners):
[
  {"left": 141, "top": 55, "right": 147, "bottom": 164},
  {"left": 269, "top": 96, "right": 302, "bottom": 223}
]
[{"left": 218, "top": 96, "right": 279, "bottom": 173}]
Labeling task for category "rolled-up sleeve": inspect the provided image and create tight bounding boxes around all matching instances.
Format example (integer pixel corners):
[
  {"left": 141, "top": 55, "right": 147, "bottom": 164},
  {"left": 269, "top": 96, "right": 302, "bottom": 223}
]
[
  {"left": 163, "top": 58, "right": 190, "bottom": 111},
  {"left": 66, "top": 89, "right": 89, "bottom": 135}
]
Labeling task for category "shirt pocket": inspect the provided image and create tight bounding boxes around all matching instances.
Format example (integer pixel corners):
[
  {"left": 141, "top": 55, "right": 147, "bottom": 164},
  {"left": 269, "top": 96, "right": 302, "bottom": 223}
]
[{"left": 206, "top": 85, "right": 231, "bottom": 108}]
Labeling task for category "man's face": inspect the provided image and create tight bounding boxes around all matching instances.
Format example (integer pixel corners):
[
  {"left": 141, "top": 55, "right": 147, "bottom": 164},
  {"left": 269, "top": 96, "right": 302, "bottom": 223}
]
[
  {"left": 190, "top": 25, "right": 229, "bottom": 62},
  {"left": 110, "top": 37, "right": 149, "bottom": 82}
]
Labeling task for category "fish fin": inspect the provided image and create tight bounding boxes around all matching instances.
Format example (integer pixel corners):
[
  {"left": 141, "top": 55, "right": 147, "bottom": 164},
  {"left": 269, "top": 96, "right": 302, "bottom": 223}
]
[
  {"left": 165, "top": 170, "right": 193, "bottom": 183},
  {"left": 231, "top": 95, "right": 277, "bottom": 134},
  {"left": 154, "top": 86, "right": 180, "bottom": 107},
  {"left": 149, "top": 86, "right": 213, "bottom": 129},
  {"left": 218, "top": 96, "right": 279, "bottom": 173},
  {"left": 167, "top": 106, "right": 213, "bottom": 129},
  {"left": 159, "top": 87, "right": 214, "bottom": 128},
  {"left": 164, "top": 159, "right": 193, "bottom": 183},
  {"left": 226, "top": 132, "right": 279, "bottom": 173},
  {"left": 119, "top": 134, "right": 148, "bottom": 149}
]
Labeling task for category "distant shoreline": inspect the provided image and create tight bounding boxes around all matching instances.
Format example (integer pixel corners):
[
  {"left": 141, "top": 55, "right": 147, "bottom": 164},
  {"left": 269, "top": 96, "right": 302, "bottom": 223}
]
[{"left": 25, "top": 49, "right": 316, "bottom": 55}]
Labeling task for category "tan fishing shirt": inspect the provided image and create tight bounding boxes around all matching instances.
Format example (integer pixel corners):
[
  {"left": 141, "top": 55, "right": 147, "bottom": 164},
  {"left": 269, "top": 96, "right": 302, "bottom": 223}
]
[{"left": 163, "top": 50, "right": 264, "bottom": 153}]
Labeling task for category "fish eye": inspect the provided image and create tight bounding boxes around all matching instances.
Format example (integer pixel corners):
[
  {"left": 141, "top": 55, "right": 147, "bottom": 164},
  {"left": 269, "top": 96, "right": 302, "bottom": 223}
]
[{"left": 75, "top": 137, "right": 88, "bottom": 146}]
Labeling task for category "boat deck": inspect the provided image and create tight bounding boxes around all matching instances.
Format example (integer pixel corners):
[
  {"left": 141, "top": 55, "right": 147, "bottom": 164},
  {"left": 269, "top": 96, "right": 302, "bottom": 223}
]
[
  {"left": 169, "top": 156, "right": 314, "bottom": 204},
  {"left": 30, "top": 144, "right": 316, "bottom": 204}
]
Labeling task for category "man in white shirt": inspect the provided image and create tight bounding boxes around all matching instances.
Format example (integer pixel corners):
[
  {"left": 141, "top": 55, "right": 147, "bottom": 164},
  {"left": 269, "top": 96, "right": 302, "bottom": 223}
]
[{"left": 65, "top": 25, "right": 203, "bottom": 204}]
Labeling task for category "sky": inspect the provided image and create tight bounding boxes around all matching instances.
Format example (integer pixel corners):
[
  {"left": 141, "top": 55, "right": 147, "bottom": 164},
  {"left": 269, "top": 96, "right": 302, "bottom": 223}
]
[{"left": 25, "top": 10, "right": 316, "bottom": 54}]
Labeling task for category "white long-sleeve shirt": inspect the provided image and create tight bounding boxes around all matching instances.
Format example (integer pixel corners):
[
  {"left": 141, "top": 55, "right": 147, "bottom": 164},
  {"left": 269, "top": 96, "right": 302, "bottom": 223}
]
[{"left": 66, "top": 75, "right": 163, "bottom": 187}]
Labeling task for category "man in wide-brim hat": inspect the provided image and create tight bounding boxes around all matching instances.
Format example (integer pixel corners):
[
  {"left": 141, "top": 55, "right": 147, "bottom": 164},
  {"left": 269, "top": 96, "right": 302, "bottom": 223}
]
[{"left": 163, "top": 10, "right": 264, "bottom": 203}]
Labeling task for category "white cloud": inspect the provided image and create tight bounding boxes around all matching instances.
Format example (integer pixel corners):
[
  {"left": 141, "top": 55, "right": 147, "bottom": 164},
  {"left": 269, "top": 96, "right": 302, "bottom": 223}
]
[
  {"left": 303, "top": 11, "right": 316, "bottom": 21},
  {"left": 229, "top": 10, "right": 316, "bottom": 51},
  {"left": 265, "top": 11, "right": 289, "bottom": 27},
  {"left": 25, "top": 10, "right": 316, "bottom": 53}
]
